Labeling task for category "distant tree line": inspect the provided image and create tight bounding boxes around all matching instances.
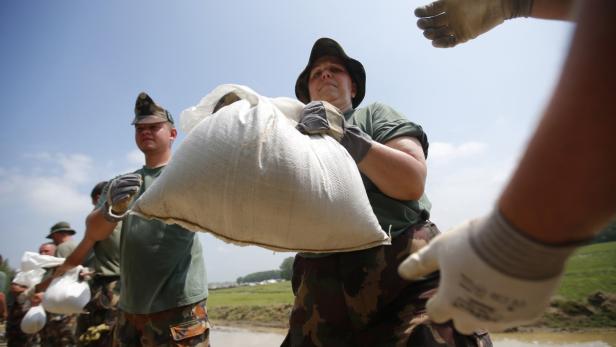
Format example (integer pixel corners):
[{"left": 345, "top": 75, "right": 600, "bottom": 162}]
[
  {"left": 236, "top": 256, "right": 295, "bottom": 284},
  {"left": 591, "top": 220, "right": 616, "bottom": 244}
]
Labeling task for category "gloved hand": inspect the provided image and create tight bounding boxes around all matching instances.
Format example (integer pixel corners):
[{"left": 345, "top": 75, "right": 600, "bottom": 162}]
[
  {"left": 103, "top": 173, "right": 142, "bottom": 222},
  {"left": 297, "top": 101, "right": 373, "bottom": 163},
  {"left": 398, "top": 210, "right": 577, "bottom": 333},
  {"left": 415, "top": 0, "right": 534, "bottom": 47}
]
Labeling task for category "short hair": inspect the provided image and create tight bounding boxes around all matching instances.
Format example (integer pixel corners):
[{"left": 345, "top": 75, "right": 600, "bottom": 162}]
[{"left": 91, "top": 181, "right": 108, "bottom": 200}]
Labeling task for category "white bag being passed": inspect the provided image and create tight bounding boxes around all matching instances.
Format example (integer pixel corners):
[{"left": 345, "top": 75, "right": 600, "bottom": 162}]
[
  {"left": 131, "top": 84, "right": 389, "bottom": 253},
  {"left": 43, "top": 266, "right": 90, "bottom": 314},
  {"left": 20, "top": 305, "right": 47, "bottom": 334},
  {"left": 20, "top": 251, "right": 64, "bottom": 271}
]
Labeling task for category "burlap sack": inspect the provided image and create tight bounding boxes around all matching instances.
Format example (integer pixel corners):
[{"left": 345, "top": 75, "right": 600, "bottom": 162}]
[{"left": 131, "top": 84, "right": 389, "bottom": 253}]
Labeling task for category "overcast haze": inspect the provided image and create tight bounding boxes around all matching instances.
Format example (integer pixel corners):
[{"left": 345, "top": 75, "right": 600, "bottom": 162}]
[{"left": 0, "top": 1, "right": 574, "bottom": 282}]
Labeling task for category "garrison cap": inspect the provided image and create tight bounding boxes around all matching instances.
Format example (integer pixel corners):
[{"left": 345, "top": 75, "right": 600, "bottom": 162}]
[{"left": 132, "top": 92, "right": 174, "bottom": 125}]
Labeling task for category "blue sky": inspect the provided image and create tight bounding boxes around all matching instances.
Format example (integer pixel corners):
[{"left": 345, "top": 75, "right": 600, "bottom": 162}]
[{"left": 0, "top": 1, "right": 574, "bottom": 282}]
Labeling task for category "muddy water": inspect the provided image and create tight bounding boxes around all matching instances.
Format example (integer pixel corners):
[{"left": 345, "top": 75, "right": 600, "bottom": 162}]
[{"left": 211, "top": 326, "right": 616, "bottom": 347}]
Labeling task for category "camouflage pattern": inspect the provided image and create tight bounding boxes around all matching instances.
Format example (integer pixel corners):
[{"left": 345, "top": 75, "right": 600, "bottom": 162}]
[
  {"left": 75, "top": 276, "right": 120, "bottom": 347},
  {"left": 132, "top": 92, "right": 174, "bottom": 125},
  {"left": 114, "top": 299, "right": 210, "bottom": 347},
  {"left": 39, "top": 312, "right": 77, "bottom": 347},
  {"left": 282, "top": 222, "right": 493, "bottom": 347},
  {"left": 5, "top": 295, "right": 34, "bottom": 347}
]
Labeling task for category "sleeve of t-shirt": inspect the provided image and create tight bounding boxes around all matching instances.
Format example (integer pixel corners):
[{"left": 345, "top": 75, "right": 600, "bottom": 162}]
[{"left": 366, "top": 102, "right": 429, "bottom": 158}]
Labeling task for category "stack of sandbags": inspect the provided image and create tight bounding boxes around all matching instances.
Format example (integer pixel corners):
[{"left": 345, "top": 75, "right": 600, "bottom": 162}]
[{"left": 131, "top": 84, "right": 389, "bottom": 253}]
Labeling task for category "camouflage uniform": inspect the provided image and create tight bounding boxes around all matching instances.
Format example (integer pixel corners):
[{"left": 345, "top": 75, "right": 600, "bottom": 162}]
[
  {"left": 114, "top": 299, "right": 210, "bottom": 347},
  {"left": 75, "top": 276, "right": 120, "bottom": 346},
  {"left": 40, "top": 313, "right": 77, "bottom": 347},
  {"left": 282, "top": 222, "right": 492, "bottom": 347},
  {"left": 5, "top": 295, "right": 33, "bottom": 347}
]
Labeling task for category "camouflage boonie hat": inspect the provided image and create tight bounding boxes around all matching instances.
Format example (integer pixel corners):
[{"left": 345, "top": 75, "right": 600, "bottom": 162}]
[
  {"left": 46, "top": 221, "right": 76, "bottom": 239},
  {"left": 132, "top": 92, "right": 174, "bottom": 125}
]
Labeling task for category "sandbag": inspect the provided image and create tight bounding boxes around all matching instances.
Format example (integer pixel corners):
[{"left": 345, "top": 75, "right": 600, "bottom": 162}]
[
  {"left": 20, "top": 305, "right": 47, "bottom": 334},
  {"left": 20, "top": 251, "right": 64, "bottom": 271},
  {"left": 43, "top": 266, "right": 90, "bottom": 314},
  {"left": 131, "top": 84, "right": 389, "bottom": 253},
  {"left": 12, "top": 269, "right": 46, "bottom": 289}
]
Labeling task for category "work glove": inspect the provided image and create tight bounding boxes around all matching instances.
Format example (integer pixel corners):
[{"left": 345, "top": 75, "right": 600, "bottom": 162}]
[
  {"left": 398, "top": 210, "right": 578, "bottom": 333},
  {"left": 103, "top": 173, "right": 142, "bottom": 222},
  {"left": 296, "top": 101, "right": 373, "bottom": 163},
  {"left": 415, "top": 0, "right": 534, "bottom": 47}
]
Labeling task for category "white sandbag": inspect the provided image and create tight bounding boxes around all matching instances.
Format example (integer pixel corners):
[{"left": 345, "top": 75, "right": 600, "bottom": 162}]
[
  {"left": 20, "top": 251, "right": 64, "bottom": 271},
  {"left": 20, "top": 305, "right": 47, "bottom": 334},
  {"left": 131, "top": 84, "right": 389, "bottom": 253},
  {"left": 12, "top": 269, "right": 46, "bottom": 288},
  {"left": 43, "top": 266, "right": 90, "bottom": 314}
]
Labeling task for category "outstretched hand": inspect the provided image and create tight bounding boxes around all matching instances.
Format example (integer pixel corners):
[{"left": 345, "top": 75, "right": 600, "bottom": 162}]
[
  {"left": 415, "top": 0, "right": 533, "bottom": 47},
  {"left": 398, "top": 213, "right": 573, "bottom": 333}
]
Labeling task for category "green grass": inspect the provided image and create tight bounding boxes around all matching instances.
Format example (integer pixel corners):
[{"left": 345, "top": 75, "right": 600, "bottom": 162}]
[
  {"left": 207, "top": 281, "right": 293, "bottom": 308},
  {"left": 557, "top": 241, "right": 616, "bottom": 301},
  {"left": 205, "top": 242, "right": 616, "bottom": 328}
]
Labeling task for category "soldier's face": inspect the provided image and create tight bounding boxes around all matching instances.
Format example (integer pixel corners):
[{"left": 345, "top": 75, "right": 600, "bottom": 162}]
[
  {"left": 308, "top": 56, "right": 356, "bottom": 112},
  {"left": 39, "top": 244, "right": 55, "bottom": 255},
  {"left": 135, "top": 122, "right": 177, "bottom": 154}
]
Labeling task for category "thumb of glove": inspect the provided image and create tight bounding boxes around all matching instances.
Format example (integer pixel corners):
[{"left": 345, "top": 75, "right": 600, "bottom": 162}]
[{"left": 398, "top": 241, "right": 440, "bottom": 279}]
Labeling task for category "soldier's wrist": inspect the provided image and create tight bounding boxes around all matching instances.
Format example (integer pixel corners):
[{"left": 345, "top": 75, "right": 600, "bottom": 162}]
[{"left": 469, "top": 209, "right": 578, "bottom": 280}]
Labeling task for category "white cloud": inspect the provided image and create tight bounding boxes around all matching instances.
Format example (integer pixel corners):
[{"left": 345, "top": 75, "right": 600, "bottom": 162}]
[
  {"left": 425, "top": 142, "right": 517, "bottom": 233},
  {"left": 0, "top": 153, "right": 95, "bottom": 219},
  {"left": 429, "top": 141, "right": 488, "bottom": 164}
]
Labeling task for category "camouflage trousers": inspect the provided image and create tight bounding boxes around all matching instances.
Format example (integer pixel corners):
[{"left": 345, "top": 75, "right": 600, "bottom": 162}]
[
  {"left": 282, "top": 221, "right": 493, "bottom": 347},
  {"left": 76, "top": 276, "right": 120, "bottom": 347},
  {"left": 114, "top": 299, "right": 210, "bottom": 347},
  {"left": 6, "top": 300, "right": 34, "bottom": 347},
  {"left": 40, "top": 313, "right": 77, "bottom": 347}
]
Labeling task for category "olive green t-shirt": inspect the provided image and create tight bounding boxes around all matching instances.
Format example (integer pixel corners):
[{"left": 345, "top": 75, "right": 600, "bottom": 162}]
[
  {"left": 344, "top": 102, "right": 431, "bottom": 237},
  {"left": 113, "top": 166, "right": 208, "bottom": 314},
  {"left": 55, "top": 240, "right": 77, "bottom": 258},
  {"left": 92, "top": 222, "right": 121, "bottom": 277}
]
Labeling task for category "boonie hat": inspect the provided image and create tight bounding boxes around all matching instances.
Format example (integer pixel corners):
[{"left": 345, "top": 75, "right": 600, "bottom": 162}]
[
  {"left": 295, "top": 37, "right": 366, "bottom": 108},
  {"left": 132, "top": 92, "right": 175, "bottom": 125},
  {"left": 46, "top": 221, "right": 76, "bottom": 239}
]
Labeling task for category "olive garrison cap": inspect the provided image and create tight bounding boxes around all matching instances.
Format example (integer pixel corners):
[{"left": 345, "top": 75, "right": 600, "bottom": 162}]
[{"left": 132, "top": 92, "right": 175, "bottom": 125}]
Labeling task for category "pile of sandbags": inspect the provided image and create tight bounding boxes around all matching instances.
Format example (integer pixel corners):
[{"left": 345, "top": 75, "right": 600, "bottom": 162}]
[{"left": 131, "top": 84, "right": 389, "bottom": 253}]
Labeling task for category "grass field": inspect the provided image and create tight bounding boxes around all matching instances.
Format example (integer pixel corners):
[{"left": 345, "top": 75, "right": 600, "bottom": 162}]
[
  {"left": 207, "top": 242, "right": 616, "bottom": 328},
  {"left": 557, "top": 241, "right": 616, "bottom": 301},
  {"left": 207, "top": 281, "right": 293, "bottom": 308}
]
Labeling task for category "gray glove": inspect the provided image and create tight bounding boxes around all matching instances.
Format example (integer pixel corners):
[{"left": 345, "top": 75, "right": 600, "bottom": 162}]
[
  {"left": 415, "top": 0, "right": 534, "bottom": 48},
  {"left": 103, "top": 173, "right": 142, "bottom": 222},
  {"left": 297, "top": 101, "right": 373, "bottom": 163}
]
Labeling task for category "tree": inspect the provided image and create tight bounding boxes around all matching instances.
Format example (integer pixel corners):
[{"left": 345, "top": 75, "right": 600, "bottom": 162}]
[
  {"left": 236, "top": 270, "right": 281, "bottom": 284},
  {"left": 591, "top": 220, "right": 616, "bottom": 244},
  {"left": 279, "top": 256, "right": 294, "bottom": 281},
  {"left": 0, "top": 255, "right": 16, "bottom": 294}
]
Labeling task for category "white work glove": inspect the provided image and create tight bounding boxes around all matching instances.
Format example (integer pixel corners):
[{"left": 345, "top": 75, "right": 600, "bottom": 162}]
[
  {"left": 415, "top": 0, "right": 534, "bottom": 47},
  {"left": 103, "top": 173, "right": 142, "bottom": 222},
  {"left": 398, "top": 210, "right": 578, "bottom": 333}
]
